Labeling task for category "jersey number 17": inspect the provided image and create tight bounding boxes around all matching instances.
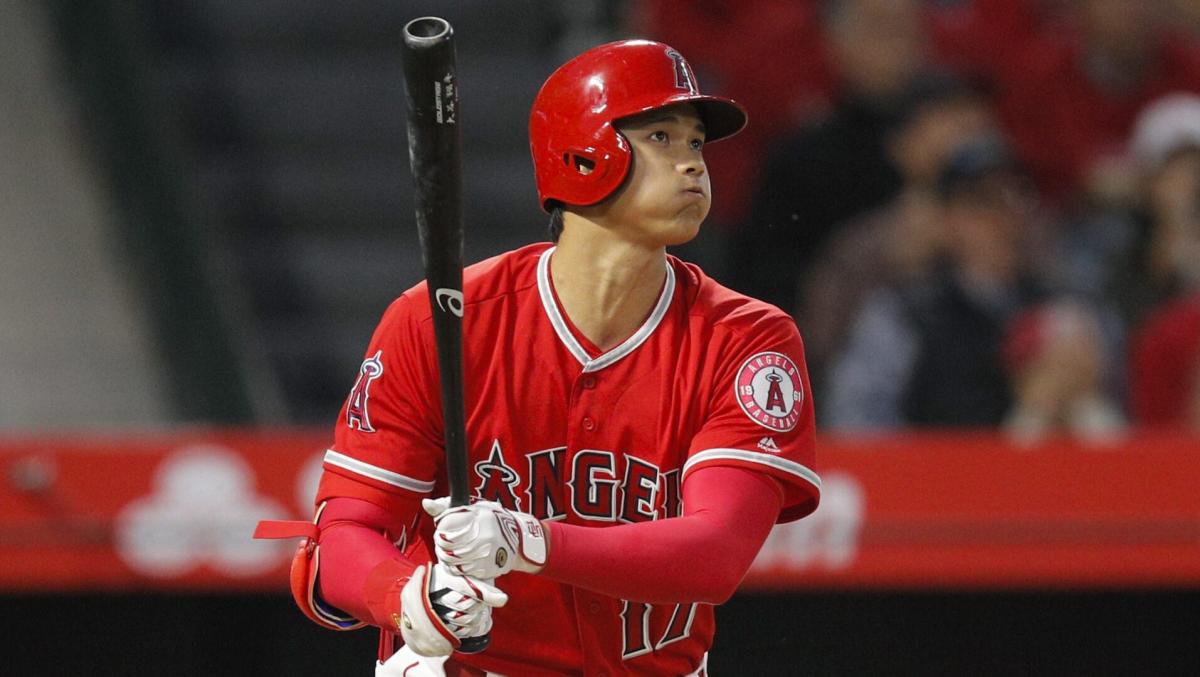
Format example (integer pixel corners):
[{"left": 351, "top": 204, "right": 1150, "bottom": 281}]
[{"left": 620, "top": 600, "right": 698, "bottom": 659}]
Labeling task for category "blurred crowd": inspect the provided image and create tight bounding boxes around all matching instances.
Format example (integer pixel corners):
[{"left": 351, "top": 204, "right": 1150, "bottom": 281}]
[{"left": 634, "top": 0, "right": 1200, "bottom": 438}]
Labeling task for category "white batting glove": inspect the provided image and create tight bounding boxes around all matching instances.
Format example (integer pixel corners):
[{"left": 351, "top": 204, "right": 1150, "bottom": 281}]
[
  {"left": 423, "top": 498, "right": 548, "bottom": 580},
  {"left": 399, "top": 562, "right": 507, "bottom": 657}
]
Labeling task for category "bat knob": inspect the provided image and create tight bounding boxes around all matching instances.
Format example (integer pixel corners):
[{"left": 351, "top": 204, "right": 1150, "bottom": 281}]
[
  {"left": 404, "top": 16, "right": 452, "bottom": 44},
  {"left": 458, "top": 633, "right": 491, "bottom": 654}
]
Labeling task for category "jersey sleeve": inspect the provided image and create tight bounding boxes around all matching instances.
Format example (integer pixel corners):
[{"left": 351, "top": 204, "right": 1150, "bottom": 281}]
[
  {"left": 317, "top": 291, "right": 445, "bottom": 514},
  {"left": 685, "top": 314, "right": 821, "bottom": 522}
]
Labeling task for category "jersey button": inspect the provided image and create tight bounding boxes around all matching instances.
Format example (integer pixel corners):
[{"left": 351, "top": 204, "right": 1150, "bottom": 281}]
[
  {"left": 588, "top": 601, "right": 601, "bottom": 614},
  {"left": 582, "top": 416, "right": 595, "bottom": 431},
  {"left": 581, "top": 375, "right": 597, "bottom": 389}
]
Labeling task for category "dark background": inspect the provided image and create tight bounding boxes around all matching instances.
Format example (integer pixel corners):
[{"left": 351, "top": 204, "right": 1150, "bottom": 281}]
[{"left": 7, "top": 591, "right": 1198, "bottom": 675}]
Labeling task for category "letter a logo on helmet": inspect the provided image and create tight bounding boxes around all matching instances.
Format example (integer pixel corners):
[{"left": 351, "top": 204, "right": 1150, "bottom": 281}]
[
  {"left": 528, "top": 40, "right": 747, "bottom": 211},
  {"left": 665, "top": 50, "right": 696, "bottom": 93}
]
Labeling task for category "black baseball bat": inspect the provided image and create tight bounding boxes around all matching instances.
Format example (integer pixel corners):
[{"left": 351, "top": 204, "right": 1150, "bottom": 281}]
[
  {"left": 401, "top": 16, "right": 469, "bottom": 508},
  {"left": 401, "top": 16, "right": 489, "bottom": 655}
]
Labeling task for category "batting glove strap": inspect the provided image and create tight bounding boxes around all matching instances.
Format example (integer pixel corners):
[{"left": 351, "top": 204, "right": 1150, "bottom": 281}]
[
  {"left": 492, "top": 508, "right": 547, "bottom": 571},
  {"left": 424, "top": 498, "right": 548, "bottom": 579}
]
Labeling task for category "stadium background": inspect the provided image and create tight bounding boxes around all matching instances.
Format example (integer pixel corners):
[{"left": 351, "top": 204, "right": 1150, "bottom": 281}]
[{"left": 2, "top": 1, "right": 1197, "bottom": 675}]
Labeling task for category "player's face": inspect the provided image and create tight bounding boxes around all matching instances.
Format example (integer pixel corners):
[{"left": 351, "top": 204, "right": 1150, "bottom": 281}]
[{"left": 602, "top": 104, "right": 711, "bottom": 246}]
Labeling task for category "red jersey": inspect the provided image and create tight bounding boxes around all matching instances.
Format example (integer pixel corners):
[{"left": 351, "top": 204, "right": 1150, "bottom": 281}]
[{"left": 318, "top": 242, "right": 820, "bottom": 676}]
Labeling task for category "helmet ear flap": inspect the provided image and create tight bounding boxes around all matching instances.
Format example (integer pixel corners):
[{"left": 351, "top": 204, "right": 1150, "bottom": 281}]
[
  {"left": 561, "top": 148, "right": 604, "bottom": 177},
  {"left": 551, "top": 128, "right": 631, "bottom": 206}
]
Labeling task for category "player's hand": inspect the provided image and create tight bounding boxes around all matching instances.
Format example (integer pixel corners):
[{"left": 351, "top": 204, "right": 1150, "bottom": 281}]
[
  {"left": 423, "top": 498, "right": 548, "bottom": 579},
  {"left": 399, "top": 562, "right": 507, "bottom": 657}
]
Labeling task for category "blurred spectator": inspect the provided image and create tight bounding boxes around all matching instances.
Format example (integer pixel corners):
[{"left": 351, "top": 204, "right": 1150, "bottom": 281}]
[
  {"left": 825, "top": 136, "right": 1053, "bottom": 428},
  {"left": 1125, "top": 94, "right": 1200, "bottom": 428},
  {"left": 997, "top": 0, "right": 1200, "bottom": 205},
  {"left": 1049, "top": 93, "right": 1200, "bottom": 326},
  {"left": 1130, "top": 94, "right": 1200, "bottom": 297},
  {"left": 798, "top": 74, "right": 995, "bottom": 400},
  {"left": 727, "top": 0, "right": 928, "bottom": 312},
  {"left": 1002, "top": 301, "right": 1126, "bottom": 443},
  {"left": 632, "top": 0, "right": 833, "bottom": 224}
]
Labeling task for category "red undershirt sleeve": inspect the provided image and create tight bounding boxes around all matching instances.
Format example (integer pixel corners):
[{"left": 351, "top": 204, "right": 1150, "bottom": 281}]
[
  {"left": 315, "top": 496, "right": 420, "bottom": 626},
  {"left": 539, "top": 465, "right": 783, "bottom": 605}
]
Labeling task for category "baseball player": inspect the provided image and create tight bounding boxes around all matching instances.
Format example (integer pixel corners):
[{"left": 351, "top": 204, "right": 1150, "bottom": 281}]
[{"left": 260, "top": 39, "right": 820, "bottom": 676}]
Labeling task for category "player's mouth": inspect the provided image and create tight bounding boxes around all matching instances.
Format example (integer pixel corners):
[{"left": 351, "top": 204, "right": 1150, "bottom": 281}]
[{"left": 682, "top": 185, "right": 706, "bottom": 198}]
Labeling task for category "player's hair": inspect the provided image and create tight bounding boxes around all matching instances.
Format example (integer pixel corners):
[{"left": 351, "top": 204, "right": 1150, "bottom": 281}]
[{"left": 548, "top": 203, "right": 565, "bottom": 242}]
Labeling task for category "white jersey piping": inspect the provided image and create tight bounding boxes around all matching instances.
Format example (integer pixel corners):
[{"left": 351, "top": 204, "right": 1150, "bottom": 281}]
[
  {"left": 536, "top": 247, "right": 676, "bottom": 374},
  {"left": 323, "top": 449, "right": 435, "bottom": 493},
  {"left": 683, "top": 448, "right": 822, "bottom": 491}
]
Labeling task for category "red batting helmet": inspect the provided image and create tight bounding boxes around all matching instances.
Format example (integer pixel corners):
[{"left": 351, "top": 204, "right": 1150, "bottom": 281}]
[{"left": 529, "top": 39, "right": 747, "bottom": 211}]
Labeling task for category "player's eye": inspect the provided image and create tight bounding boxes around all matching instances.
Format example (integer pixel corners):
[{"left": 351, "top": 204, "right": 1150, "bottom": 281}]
[
  {"left": 650, "top": 130, "right": 668, "bottom": 143},
  {"left": 690, "top": 137, "right": 704, "bottom": 151}
]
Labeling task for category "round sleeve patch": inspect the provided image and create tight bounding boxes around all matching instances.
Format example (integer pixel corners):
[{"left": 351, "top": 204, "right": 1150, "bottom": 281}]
[{"left": 734, "top": 351, "right": 804, "bottom": 432}]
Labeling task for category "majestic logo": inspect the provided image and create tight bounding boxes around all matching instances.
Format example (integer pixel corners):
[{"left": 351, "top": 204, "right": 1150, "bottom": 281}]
[
  {"left": 735, "top": 352, "right": 803, "bottom": 432},
  {"left": 757, "top": 437, "right": 781, "bottom": 453},
  {"left": 346, "top": 351, "right": 384, "bottom": 432}
]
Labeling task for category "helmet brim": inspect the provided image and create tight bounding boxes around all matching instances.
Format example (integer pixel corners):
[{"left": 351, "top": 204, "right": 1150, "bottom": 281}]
[
  {"left": 688, "top": 96, "right": 748, "bottom": 143},
  {"left": 615, "top": 95, "right": 748, "bottom": 144}
]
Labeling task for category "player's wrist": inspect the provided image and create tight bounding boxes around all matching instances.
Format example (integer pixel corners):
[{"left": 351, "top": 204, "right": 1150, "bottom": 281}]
[
  {"left": 504, "top": 508, "right": 548, "bottom": 574},
  {"left": 361, "top": 558, "right": 418, "bottom": 632},
  {"left": 522, "top": 517, "right": 552, "bottom": 574}
]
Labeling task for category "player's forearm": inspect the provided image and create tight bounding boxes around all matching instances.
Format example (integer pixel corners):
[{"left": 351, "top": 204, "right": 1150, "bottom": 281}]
[
  {"left": 539, "top": 467, "right": 781, "bottom": 605},
  {"left": 316, "top": 497, "right": 418, "bottom": 626}
]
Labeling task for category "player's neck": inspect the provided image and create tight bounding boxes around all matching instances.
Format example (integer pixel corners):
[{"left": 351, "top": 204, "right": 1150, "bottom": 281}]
[{"left": 550, "top": 217, "right": 668, "bottom": 352}]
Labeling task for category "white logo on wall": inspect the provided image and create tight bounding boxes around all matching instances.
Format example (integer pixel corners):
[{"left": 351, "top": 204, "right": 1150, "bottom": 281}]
[
  {"left": 752, "top": 471, "right": 865, "bottom": 570},
  {"left": 116, "top": 445, "right": 289, "bottom": 577}
]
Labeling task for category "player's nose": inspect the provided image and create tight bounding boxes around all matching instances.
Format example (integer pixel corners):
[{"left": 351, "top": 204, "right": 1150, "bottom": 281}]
[{"left": 678, "top": 155, "right": 705, "bottom": 176}]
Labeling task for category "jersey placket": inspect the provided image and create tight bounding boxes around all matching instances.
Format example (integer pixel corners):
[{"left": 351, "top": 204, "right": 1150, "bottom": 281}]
[{"left": 565, "top": 366, "right": 622, "bottom": 675}]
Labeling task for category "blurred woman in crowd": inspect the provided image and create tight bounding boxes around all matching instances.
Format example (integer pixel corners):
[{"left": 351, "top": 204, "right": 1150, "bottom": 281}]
[{"left": 1126, "top": 94, "right": 1200, "bottom": 429}]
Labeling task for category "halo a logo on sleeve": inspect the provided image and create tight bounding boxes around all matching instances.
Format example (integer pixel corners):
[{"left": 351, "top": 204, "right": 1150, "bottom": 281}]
[
  {"left": 735, "top": 352, "right": 804, "bottom": 432},
  {"left": 346, "top": 350, "right": 383, "bottom": 432}
]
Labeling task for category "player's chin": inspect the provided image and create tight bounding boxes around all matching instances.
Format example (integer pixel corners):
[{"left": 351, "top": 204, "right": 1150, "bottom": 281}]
[
  {"left": 648, "top": 216, "right": 700, "bottom": 248},
  {"left": 666, "top": 207, "right": 707, "bottom": 245}
]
